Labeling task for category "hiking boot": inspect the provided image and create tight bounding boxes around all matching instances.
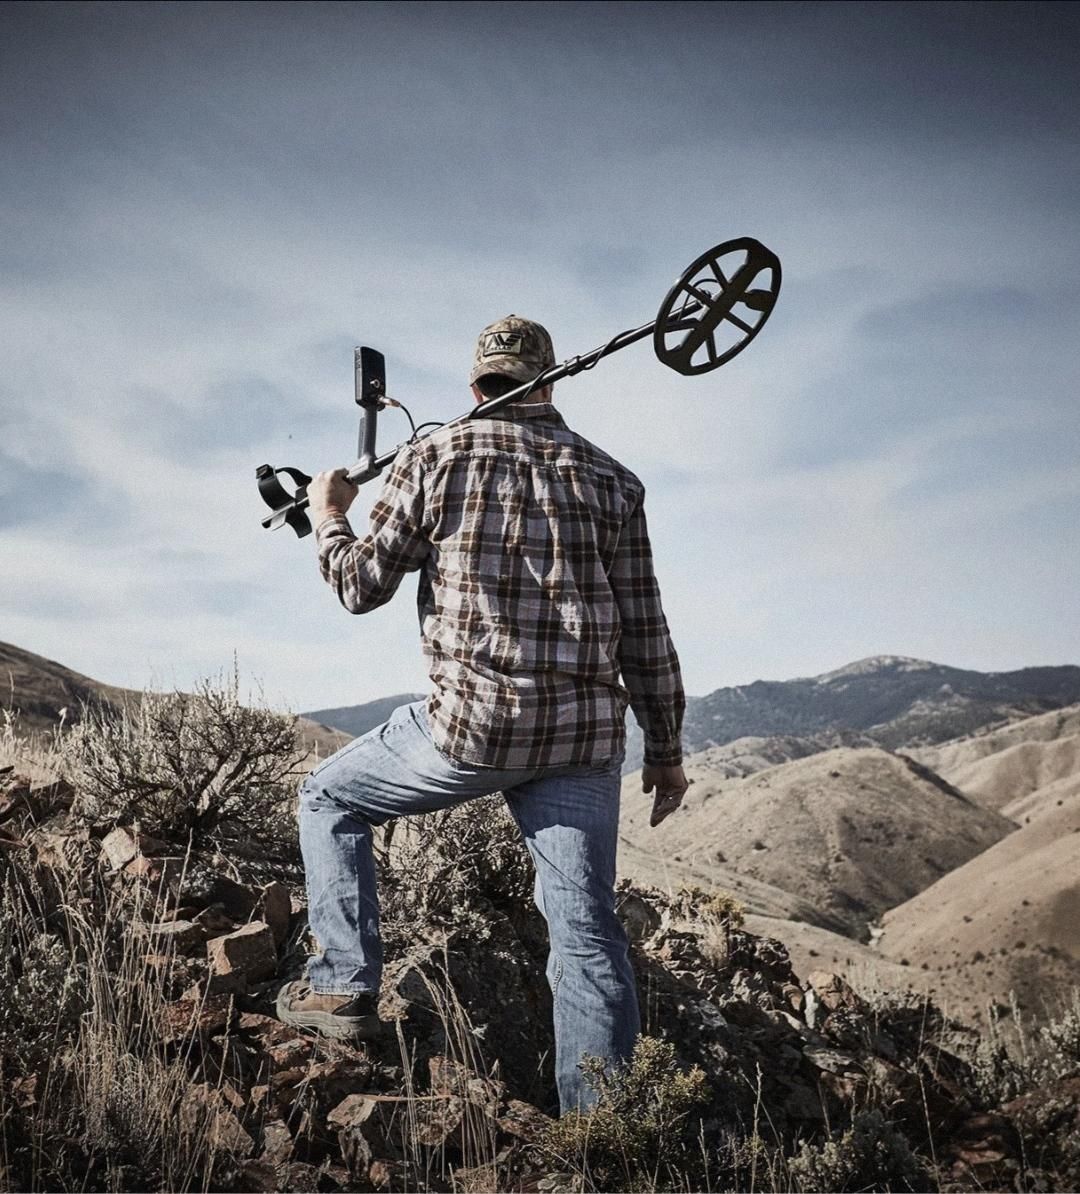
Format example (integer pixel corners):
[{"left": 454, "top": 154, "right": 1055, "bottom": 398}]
[{"left": 275, "top": 979, "right": 382, "bottom": 1041}]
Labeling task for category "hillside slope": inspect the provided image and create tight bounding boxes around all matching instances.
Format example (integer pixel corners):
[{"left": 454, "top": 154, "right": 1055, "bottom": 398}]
[
  {"left": 665, "top": 729, "right": 878, "bottom": 780},
  {"left": 1, "top": 640, "right": 130, "bottom": 732},
  {"left": 0, "top": 641, "right": 348, "bottom": 760},
  {"left": 619, "top": 746, "right": 1015, "bottom": 938},
  {"left": 911, "top": 704, "right": 1080, "bottom": 812},
  {"left": 877, "top": 787, "right": 1080, "bottom": 1022}
]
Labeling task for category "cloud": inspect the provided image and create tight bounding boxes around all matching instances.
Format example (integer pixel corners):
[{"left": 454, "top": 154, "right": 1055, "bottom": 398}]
[{"left": 1, "top": 2, "right": 1078, "bottom": 709}]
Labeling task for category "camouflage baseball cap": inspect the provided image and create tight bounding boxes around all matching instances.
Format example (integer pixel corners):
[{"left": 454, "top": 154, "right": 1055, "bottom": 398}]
[{"left": 469, "top": 315, "right": 555, "bottom": 386}]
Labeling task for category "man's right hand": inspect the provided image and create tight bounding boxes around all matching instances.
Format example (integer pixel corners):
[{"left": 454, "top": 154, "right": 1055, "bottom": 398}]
[{"left": 642, "top": 763, "right": 689, "bottom": 827}]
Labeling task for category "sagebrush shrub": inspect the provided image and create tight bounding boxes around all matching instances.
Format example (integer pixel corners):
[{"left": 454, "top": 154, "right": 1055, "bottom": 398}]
[
  {"left": 545, "top": 1036, "right": 710, "bottom": 1191},
  {"left": 1036, "top": 991, "right": 1080, "bottom": 1081},
  {"left": 381, "top": 794, "right": 534, "bottom": 924},
  {"left": 672, "top": 884, "right": 746, "bottom": 929},
  {"left": 63, "top": 668, "right": 304, "bottom": 850},
  {"left": 787, "top": 1109, "right": 932, "bottom": 1193}
]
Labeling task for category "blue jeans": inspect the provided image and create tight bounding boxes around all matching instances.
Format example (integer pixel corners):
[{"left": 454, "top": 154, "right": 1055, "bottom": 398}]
[{"left": 298, "top": 700, "right": 640, "bottom": 1113}]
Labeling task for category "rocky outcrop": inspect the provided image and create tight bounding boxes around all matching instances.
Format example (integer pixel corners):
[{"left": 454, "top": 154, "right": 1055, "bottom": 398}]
[{"left": 1, "top": 767, "right": 1076, "bottom": 1192}]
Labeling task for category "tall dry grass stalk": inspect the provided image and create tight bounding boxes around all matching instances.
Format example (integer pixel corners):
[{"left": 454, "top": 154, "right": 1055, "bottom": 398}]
[
  {"left": 393, "top": 955, "right": 505, "bottom": 1192},
  {"left": 0, "top": 728, "right": 238, "bottom": 1190}
]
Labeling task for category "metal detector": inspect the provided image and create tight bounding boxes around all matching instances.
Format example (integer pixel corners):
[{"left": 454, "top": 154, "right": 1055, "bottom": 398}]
[{"left": 256, "top": 236, "right": 781, "bottom": 537}]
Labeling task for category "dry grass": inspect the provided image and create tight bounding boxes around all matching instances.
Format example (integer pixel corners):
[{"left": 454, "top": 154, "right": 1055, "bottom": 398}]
[
  {"left": 4, "top": 687, "right": 1080, "bottom": 1192},
  {"left": 0, "top": 825, "right": 228, "bottom": 1190}
]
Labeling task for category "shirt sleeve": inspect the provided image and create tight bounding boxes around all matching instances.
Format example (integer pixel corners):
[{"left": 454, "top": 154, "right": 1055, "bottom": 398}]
[
  {"left": 609, "top": 493, "right": 686, "bottom": 766},
  {"left": 315, "top": 446, "right": 430, "bottom": 614}
]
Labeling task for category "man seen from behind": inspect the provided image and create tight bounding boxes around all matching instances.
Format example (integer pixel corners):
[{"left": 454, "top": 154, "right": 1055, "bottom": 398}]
[{"left": 276, "top": 315, "right": 688, "bottom": 1114}]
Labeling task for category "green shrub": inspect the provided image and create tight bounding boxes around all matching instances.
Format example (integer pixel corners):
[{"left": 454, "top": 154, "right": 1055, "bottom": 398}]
[
  {"left": 545, "top": 1036, "right": 710, "bottom": 1192},
  {"left": 1036, "top": 990, "right": 1080, "bottom": 1081},
  {"left": 673, "top": 884, "right": 746, "bottom": 929},
  {"left": 381, "top": 793, "right": 534, "bottom": 924},
  {"left": 787, "top": 1109, "right": 933, "bottom": 1193},
  {"left": 63, "top": 668, "right": 304, "bottom": 851}
]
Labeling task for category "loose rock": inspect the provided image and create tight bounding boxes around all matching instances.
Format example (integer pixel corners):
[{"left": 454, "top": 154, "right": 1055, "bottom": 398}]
[{"left": 207, "top": 921, "right": 277, "bottom": 982}]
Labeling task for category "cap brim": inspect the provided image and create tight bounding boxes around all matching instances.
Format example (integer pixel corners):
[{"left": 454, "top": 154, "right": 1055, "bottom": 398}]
[{"left": 468, "top": 357, "right": 545, "bottom": 386}]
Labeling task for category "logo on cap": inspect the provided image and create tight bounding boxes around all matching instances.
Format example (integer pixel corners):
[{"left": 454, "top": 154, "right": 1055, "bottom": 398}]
[{"left": 482, "top": 331, "right": 524, "bottom": 357}]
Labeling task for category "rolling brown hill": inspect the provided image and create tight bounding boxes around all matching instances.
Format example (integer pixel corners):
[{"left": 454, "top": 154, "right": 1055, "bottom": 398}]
[
  {"left": 876, "top": 785, "right": 1080, "bottom": 1023},
  {"left": 619, "top": 746, "right": 1015, "bottom": 938},
  {"left": 1, "top": 640, "right": 130, "bottom": 732},
  {"left": 0, "top": 640, "right": 348, "bottom": 761},
  {"left": 665, "top": 729, "right": 878, "bottom": 780},
  {"left": 910, "top": 704, "right": 1080, "bottom": 813}
]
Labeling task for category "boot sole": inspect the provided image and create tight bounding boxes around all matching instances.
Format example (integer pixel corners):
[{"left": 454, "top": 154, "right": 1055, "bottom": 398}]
[{"left": 275, "top": 990, "right": 383, "bottom": 1041}]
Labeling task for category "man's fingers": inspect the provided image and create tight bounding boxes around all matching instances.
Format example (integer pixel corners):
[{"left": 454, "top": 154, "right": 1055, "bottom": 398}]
[
  {"left": 649, "top": 789, "right": 684, "bottom": 824},
  {"left": 649, "top": 791, "right": 683, "bottom": 828}
]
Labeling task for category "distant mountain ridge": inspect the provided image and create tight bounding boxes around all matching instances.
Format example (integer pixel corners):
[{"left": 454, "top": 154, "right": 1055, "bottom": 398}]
[
  {"left": 624, "top": 655, "right": 1080, "bottom": 770},
  {"left": 297, "top": 654, "right": 1080, "bottom": 774}
]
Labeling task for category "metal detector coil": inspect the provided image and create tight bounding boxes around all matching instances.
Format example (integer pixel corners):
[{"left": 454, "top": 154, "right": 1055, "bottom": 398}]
[
  {"left": 655, "top": 238, "right": 781, "bottom": 375},
  {"left": 256, "top": 236, "right": 782, "bottom": 536}
]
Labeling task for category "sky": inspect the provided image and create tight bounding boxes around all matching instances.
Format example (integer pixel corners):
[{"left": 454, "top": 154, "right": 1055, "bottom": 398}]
[{"left": 2, "top": 0, "right": 1079, "bottom": 713}]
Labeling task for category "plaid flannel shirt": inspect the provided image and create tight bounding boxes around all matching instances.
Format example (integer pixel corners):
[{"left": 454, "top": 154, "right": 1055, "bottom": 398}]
[{"left": 315, "top": 402, "right": 685, "bottom": 769}]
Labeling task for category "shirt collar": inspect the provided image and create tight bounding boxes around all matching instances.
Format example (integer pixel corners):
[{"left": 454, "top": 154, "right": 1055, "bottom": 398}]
[{"left": 488, "top": 401, "right": 565, "bottom": 424}]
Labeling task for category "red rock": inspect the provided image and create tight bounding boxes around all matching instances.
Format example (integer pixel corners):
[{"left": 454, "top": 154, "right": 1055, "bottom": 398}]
[
  {"left": 495, "top": 1098, "right": 554, "bottom": 1142},
  {"left": 428, "top": 1054, "right": 506, "bottom": 1114},
  {"left": 144, "top": 920, "right": 203, "bottom": 953},
  {"left": 266, "top": 1036, "right": 313, "bottom": 1072},
  {"left": 207, "top": 921, "right": 276, "bottom": 982},
  {"left": 269, "top": 1066, "right": 309, "bottom": 1096},
  {"left": 122, "top": 854, "right": 155, "bottom": 879},
  {"left": 261, "top": 1118, "right": 294, "bottom": 1167},
  {"left": 123, "top": 854, "right": 184, "bottom": 888},
  {"left": 368, "top": 1159, "right": 410, "bottom": 1189},
  {"left": 160, "top": 994, "right": 235, "bottom": 1044},
  {"left": 413, "top": 1094, "right": 465, "bottom": 1147},
  {"left": 805, "top": 970, "right": 863, "bottom": 1013},
  {"left": 280, "top": 1163, "right": 321, "bottom": 1192},
  {"left": 259, "top": 881, "right": 292, "bottom": 947},
  {"left": 180, "top": 1083, "right": 254, "bottom": 1155},
  {"left": 238, "top": 1012, "right": 279, "bottom": 1034},
  {"left": 305, "top": 1056, "right": 376, "bottom": 1108},
  {"left": 181, "top": 970, "right": 246, "bottom": 1000},
  {"left": 327, "top": 1093, "right": 406, "bottom": 1159},
  {"left": 237, "top": 1159, "right": 277, "bottom": 1190},
  {"left": 101, "top": 825, "right": 168, "bottom": 870},
  {"left": 193, "top": 904, "right": 236, "bottom": 935},
  {"left": 319, "top": 1163, "right": 351, "bottom": 1191}
]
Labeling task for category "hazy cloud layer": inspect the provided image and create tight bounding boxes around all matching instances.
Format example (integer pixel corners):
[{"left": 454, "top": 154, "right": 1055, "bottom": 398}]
[{"left": 2, "top": 1, "right": 1078, "bottom": 710}]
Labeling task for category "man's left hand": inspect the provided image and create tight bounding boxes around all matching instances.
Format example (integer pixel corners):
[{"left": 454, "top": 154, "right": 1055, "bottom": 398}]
[
  {"left": 308, "top": 469, "right": 358, "bottom": 526},
  {"left": 642, "top": 763, "right": 689, "bottom": 827}
]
